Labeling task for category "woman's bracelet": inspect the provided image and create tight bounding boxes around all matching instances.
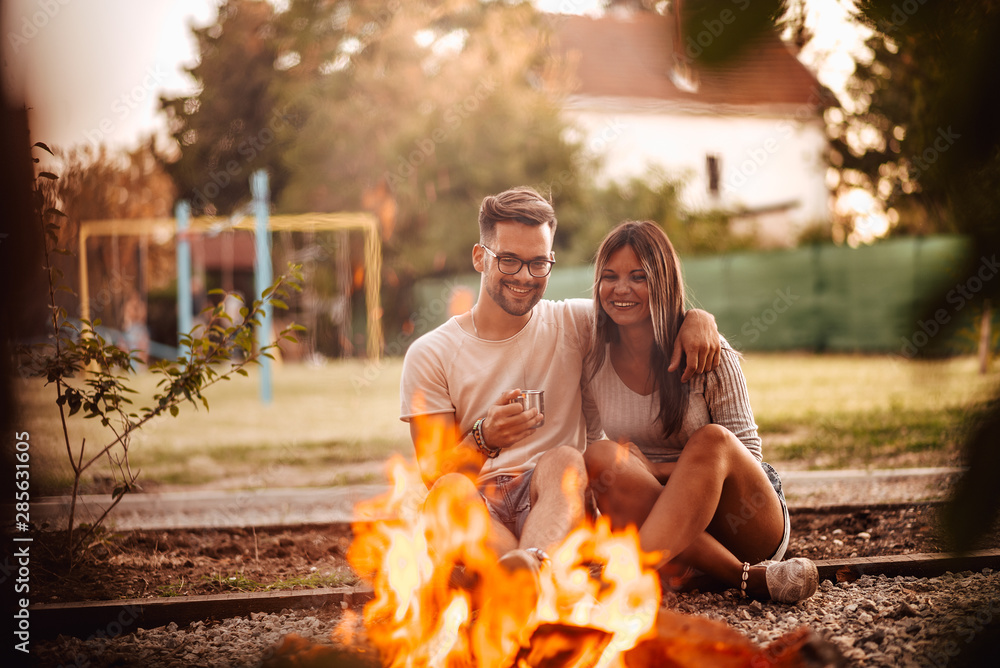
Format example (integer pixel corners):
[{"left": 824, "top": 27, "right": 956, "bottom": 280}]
[{"left": 472, "top": 418, "right": 501, "bottom": 459}]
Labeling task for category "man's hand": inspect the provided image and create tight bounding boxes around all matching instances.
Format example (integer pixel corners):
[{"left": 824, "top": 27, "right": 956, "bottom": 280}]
[
  {"left": 482, "top": 388, "right": 543, "bottom": 450},
  {"left": 408, "top": 389, "right": 542, "bottom": 487},
  {"left": 669, "top": 309, "right": 721, "bottom": 382}
]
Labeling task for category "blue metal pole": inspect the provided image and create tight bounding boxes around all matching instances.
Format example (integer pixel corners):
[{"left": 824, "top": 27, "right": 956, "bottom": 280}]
[
  {"left": 176, "top": 200, "right": 192, "bottom": 356},
  {"left": 251, "top": 170, "right": 273, "bottom": 405}
]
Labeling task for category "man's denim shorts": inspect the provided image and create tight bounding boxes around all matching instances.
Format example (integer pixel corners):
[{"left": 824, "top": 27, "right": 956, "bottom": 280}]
[
  {"left": 475, "top": 463, "right": 788, "bottom": 558},
  {"left": 479, "top": 470, "right": 535, "bottom": 539}
]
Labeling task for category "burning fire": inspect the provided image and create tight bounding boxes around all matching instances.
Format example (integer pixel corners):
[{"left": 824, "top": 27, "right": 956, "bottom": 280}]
[
  {"left": 344, "top": 454, "right": 660, "bottom": 668},
  {"left": 324, "top": 413, "right": 830, "bottom": 668}
]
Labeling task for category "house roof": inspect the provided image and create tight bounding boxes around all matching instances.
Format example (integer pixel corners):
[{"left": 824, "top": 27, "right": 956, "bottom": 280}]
[{"left": 546, "top": 12, "right": 836, "bottom": 113}]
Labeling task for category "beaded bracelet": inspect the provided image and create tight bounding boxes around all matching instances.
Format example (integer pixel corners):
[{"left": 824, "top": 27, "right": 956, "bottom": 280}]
[
  {"left": 472, "top": 418, "right": 501, "bottom": 459},
  {"left": 740, "top": 561, "right": 750, "bottom": 599}
]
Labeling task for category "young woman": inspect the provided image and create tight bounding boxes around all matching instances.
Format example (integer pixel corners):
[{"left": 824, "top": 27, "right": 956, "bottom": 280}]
[{"left": 584, "top": 220, "right": 817, "bottom": 603}]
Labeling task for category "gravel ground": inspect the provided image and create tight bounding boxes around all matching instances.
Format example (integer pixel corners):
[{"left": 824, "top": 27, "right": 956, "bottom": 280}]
[
  {"left": 32, "top": 569, "right": 1000, "bottom": 667},
  {"left": 29, "top": 474, "right": 1000, "bottom": 668},
  {"left": 670, "top": 570, "right": 1000, "bottom": 667}
]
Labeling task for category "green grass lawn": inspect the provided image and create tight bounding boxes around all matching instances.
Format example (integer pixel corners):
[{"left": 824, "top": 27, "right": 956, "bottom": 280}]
[
  {"left": 14, "top": 358, "right": 411, "bottom": 495},
  {"left": 743, "top": 353, "right": 997, "bottom": 469},
  {"left": 13, "top": 353, "right": 999, "bottom": 493}
]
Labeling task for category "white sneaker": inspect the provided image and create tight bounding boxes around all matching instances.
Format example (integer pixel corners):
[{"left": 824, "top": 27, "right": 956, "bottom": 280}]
[{"left": 759, "top": 557, "right": 819, "bottom": 603}]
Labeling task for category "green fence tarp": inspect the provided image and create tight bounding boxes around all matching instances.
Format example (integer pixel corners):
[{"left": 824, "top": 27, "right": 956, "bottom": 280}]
[{"left": 409, "top": 235, "right": 991, "bottom": 354}]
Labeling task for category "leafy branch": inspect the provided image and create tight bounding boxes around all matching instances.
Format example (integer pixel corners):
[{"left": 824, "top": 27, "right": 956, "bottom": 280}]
[{"left": 22, "top": 142, "right": 305, "bottom": 565}]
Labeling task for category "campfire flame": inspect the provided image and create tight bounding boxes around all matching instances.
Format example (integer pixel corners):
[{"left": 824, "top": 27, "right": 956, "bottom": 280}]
[
  {"left": 341, "top": 402, "right": 664, "bottom": 668},
  {"left": 344, "top": 453, "right": 661, "bottom": 668},
  {"left": 331, "top": 413, "right": 831, "bottom": 668}
]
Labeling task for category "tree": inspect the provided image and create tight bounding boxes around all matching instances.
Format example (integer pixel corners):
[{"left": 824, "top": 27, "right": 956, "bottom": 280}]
[
  {"left": 826, "top": 9, "right": 944, "bottom": 238},
  {"left": 161, "top": 0, "right": 590, "bottom": 337},
  {"left": 828, "top": 1, "right": 1000, "bottom": 244},
  {"left": 678, "top": 0, "right": 790, "bottom": 65},
  {"left": 815, "top": 0, "right": 1000, "bottom": 571},
  {"left": 160, "top": 0, "right": 292, "bottom": 217},
  {"left": 863, "top": 1, "right": 1000, "bottom": 557},
  {"left": 265, "top": 1, "right": 585, "bottom": 267}
]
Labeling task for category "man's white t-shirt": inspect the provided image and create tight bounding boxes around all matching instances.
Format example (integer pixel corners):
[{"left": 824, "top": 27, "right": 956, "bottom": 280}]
[{"left": 400, "top": 298, "right": 603, "bottom": 483}]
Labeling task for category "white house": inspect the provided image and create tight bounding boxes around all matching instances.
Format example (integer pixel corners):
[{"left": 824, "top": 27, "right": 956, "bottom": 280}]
[{"left": 547, "top": 9, "right": 836, "bottom": 247}]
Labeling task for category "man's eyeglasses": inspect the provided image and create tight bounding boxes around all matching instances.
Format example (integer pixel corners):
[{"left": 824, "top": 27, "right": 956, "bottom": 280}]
[{"left": 480, "top": 244, "right": 555, "bottom": 278}]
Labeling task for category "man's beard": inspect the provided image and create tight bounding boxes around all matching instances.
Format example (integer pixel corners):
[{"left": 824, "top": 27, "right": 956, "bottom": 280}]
[{"left": 484, "top": 277, "right": 543, "bottom": 317}]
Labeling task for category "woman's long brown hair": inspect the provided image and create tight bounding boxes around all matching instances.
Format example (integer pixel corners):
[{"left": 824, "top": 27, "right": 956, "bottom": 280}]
[{"left": 586, "top": 220, "right": 690, "bottom": 438}]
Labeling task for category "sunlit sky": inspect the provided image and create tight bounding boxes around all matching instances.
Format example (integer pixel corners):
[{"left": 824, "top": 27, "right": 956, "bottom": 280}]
[
  {"left": 3, "top": 0, "right": 217, "bottom": 150},
  {"left": 2, "top": 0, "right": 866, "bottom": 152}
]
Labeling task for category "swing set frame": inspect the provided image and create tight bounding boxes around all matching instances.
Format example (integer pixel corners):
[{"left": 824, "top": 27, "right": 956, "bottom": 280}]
[{"left": 77, "top": 212, "right": 383, "bottom": 360}]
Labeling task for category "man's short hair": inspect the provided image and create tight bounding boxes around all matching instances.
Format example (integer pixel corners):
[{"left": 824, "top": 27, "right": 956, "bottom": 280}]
[{"left": 478, "top": 187, "right": 557, "bottom": 244}]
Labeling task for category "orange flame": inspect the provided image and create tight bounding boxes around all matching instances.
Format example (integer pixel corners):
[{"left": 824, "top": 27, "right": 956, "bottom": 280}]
[
  {"left": 343, "top": 408, "right": 663, "bottom": 668},
  {"left": 330, "top": 409, "right": 827, "bottom": 668}
]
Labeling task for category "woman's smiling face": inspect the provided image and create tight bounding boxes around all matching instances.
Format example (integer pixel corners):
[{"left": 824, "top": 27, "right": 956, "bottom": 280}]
[{"left": 599, "top": 243, "right": 651, "bottom": 329}]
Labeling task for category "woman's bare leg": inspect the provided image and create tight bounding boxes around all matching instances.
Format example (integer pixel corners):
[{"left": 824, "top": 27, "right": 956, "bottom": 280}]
[
  {"left": 585, "top": 439, "right": 665, "bottom": 530},
  {"left": 586, "top": 428, "right": 784, "bottom": 597},
  {"left": 638, "top": 425, "right": 784, "bottom": 565},
  {"left": 672, "top": 532, "right": 773, "bottom": 596}
]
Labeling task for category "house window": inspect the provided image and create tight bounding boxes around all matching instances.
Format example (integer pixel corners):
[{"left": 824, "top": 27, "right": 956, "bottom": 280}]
[{"left": 706, "top": 154, "right": 721, "bottom": 197}]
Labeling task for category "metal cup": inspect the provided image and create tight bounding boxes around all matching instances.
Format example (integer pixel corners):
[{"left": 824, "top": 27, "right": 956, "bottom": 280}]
[{"left": 512, "top": 390, "right": 544, "bottom": 428}]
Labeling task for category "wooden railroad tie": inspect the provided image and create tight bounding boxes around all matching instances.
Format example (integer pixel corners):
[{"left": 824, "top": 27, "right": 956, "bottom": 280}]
[{"left": 30, "top": 549, "right": 1000, "bottom": 641}]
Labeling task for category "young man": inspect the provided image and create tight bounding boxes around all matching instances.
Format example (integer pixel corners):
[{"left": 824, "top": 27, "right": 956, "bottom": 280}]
[{"left": 400, "top": 186, "right": 720, "bottom": 573}]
